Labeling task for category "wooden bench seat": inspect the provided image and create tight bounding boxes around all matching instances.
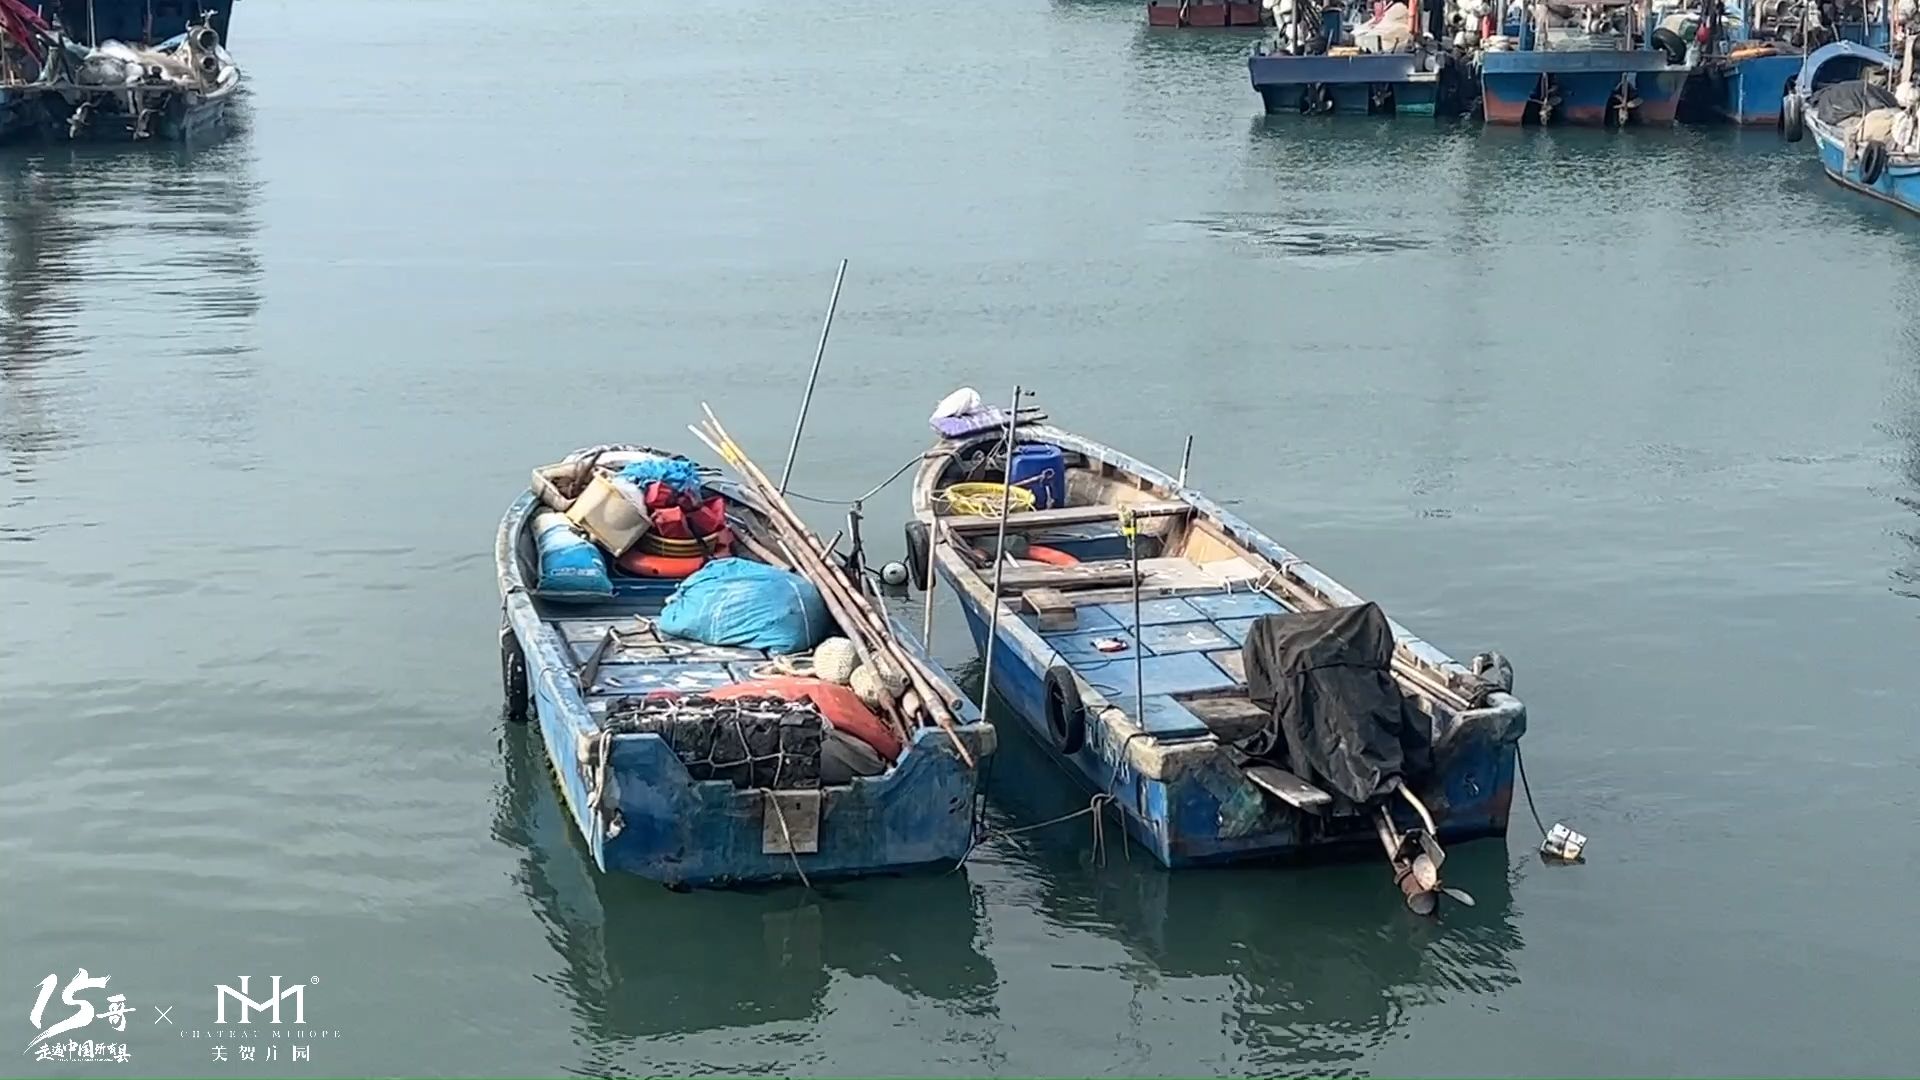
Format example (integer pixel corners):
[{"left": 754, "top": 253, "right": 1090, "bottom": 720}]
[{"left": 941, "top": 499, "right": 1190, "bottom": 533}]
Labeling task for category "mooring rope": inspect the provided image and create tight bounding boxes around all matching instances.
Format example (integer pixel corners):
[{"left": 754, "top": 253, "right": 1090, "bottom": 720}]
[{"left": 1514, "top": 743, "right": 1551, "bottom": 841}]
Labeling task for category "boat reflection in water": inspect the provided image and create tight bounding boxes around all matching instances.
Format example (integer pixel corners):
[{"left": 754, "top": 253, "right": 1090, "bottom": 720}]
[
  {"left": 490, "top": 722, "right": 1001, "bottom": 1053},
  {"left": 964, "top": 658, "right": 1526, "bottom": 1073}
]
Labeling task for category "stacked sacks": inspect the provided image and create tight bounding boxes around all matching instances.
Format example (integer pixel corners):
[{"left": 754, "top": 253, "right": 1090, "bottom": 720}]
[{"left": 657, "top": 558, "right": 830, "bottom": 655}]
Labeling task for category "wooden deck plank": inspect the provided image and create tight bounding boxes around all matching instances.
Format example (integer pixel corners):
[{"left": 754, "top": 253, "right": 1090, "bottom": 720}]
[
  {"left": 941, "top": 499, "right": 1190, "bottom": 532},
  {"left": 1244, "top": 764, "right": 1333, "bottom": 812},
  {"left": 993, "top": 561, "right": 1140, "bottom": 593}
]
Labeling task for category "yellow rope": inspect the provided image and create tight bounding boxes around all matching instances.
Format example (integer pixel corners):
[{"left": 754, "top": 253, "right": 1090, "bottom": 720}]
[{"left": 936, "top": 482, "right": 1035, "bottom": 518}]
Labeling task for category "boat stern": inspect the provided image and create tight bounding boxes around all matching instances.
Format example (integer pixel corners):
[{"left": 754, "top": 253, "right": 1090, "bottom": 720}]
[{"left": 587, "top": 721, "right": 995, "bottom": 886}]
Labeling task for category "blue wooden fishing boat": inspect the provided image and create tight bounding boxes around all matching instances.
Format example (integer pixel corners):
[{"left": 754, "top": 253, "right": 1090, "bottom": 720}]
[
  {"left": 498, "top": 443, "right": 995, "bottom": 888},
  {"left": 1783, "top": 39, "right": 1919, "bottom": 213},
  {"left": 1480, "top": 0, "right": 1689, "bottom": 124},
  {"left": 1664, "top": 0, "right": 1891, "bottom": 126},
  {"left": 909, "top": 417, "right": 1525, "bottom": 912}
]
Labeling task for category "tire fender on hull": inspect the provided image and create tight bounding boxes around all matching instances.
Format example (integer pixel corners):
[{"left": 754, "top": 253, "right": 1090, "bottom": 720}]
[
  {"left": 1861, "top": 138, "right": 1889, "bottom": 184},
  {"left": 501, "top": 615, "right": 530, "bottom": 723},
  {"left": 1044, "top": 665, "right": 1087, "bottom": 755},
  {"left": 903, "top": 520, "right": 931, "bottom": 591}
]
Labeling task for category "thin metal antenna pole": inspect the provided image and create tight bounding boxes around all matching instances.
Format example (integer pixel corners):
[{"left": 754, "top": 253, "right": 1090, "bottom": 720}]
[
  {"left": 921, "top": 523, "right": 939, "bottom": 646},
  {"left": 979, "top": 384, "right": 1022, "bottom": 718},
  {"left": 1125, "top": 508, "right": 1144, "bottom": 721},
  {"left": 1176, "top": 434, "right": 1194, "bottom": 488},
  {"left": 778, "top": 259, "right": 848, "bottom": 495}
]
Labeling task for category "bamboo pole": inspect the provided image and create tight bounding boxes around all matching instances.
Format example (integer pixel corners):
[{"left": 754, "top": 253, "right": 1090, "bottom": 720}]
[
  {"left": 689, "top": 428, "right": 914, "bottom": 745},
  {"left": 693, "top": 410, "right": 976, "bottom": 767},
  {"left": 705, "top": 412, "right": 956, "bottom": 721}
]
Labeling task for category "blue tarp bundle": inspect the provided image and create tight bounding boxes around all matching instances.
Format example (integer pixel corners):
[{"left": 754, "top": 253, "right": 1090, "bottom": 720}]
[
  {"left": 533, "top": 512, "right": 612, "bottom": 601},
  {"left": 658, "top": 557, "right": 832, "bottom": 655},
  {"left": 619, "top": 457, "right": 704, "bottom": 497}
]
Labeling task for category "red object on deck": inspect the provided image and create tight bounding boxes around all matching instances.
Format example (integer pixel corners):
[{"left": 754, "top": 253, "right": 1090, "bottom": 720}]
[
  {"left": 616, "top": 551, "right": 708, "bottom": 579},
  {"left": 699, "top": 677, "right": 905, "bottom": 762},
  {"left": 1024, "top": 545, "right": 1080, "bottom": 567}
]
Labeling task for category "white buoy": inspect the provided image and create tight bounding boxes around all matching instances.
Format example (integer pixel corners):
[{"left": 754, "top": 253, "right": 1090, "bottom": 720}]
[{"left": 879, "top": 560, "right": 909, "bottom": 587}]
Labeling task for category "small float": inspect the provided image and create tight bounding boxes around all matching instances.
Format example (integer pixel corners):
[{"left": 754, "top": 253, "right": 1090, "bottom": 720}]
[
  {"left": 1784, "top": 37, "right": 1920, "bottom": 212},
  {"left": 497, "top": 433, "right": 994, "bottom": 888},
  {"left": 907, "top": 399, "right": 1525, "bottom": 913}
]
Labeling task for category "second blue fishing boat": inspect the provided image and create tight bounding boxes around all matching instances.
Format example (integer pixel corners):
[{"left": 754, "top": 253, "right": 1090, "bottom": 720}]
[{"left": 909, "top": 410, "right": 1526, "bottom": 912}]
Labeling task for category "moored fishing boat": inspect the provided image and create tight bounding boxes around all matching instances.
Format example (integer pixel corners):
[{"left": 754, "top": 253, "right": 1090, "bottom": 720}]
[
  {"left": 0, "top": 7, "right": 239, "bottom": 143},
  {"left": 1663, "top": 0, "right": 1892, "bottom": 125},
  {"left": 1784, "top": 38, "right": 1919, "bottom": 212},
  {"left": 497, "top": 438, "right": 994, "bottom": 888},
  {"left": 1479, "top": 0, "right": 1690, "bottom": 124},
  {"left": 907, "top": 400, "right": 1525, "bottom": 913},
  {"left": 1249, "top": 0, "right": 1478, "bottom": 116}
]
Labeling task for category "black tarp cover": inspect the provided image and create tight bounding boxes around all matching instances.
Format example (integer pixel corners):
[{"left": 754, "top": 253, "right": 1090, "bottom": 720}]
[
  {"left": 1813, "top": 79, "right": 1899, "bottom": 124},
  {"left": 1241, "top": 602, "right": 1431, "bottom": 804}
]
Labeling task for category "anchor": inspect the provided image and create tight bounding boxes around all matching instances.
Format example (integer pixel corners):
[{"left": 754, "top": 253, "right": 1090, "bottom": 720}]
[{"left": 1373, "top": 779, "right": 1474, "bottom": 915}]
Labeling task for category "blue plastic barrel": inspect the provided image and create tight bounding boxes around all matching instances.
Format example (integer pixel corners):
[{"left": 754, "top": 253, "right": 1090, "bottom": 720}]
[{"left": 1008, "top": 443, "right": 1067, "bottom": 510}]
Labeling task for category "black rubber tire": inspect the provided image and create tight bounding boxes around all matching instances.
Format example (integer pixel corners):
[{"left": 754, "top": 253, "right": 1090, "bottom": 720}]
[
  {"left": 1651, "top": 27, "right": 1688, "bottom": 66},
  {"left": 1861, "top": 139, "right": 1888, "bottom": 185},
  {"left": 1782, "top": 91, "right": 1804, "bottom": 143},
  {"left": 501, "top": 620, "right": 530, "bottom": 723},
  {"left": 1043, "top": 666, "right": 1087, "bottom": 756},
  {"left": 903, "top": 520, "right": 931, "bottom": 592}
]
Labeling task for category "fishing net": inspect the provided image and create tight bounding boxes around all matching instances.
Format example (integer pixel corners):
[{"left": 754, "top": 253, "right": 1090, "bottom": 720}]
[{"left": 602, "top": 694, "right": 822, "bottom": 790}]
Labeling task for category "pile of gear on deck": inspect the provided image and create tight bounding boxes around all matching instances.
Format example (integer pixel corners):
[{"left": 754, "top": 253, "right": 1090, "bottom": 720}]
[
  {"left": 0, "top": 0, "right": 236, "bottom": 140},
  {"left": 529, "top": 450, "right": 902, "bottom": 788}
]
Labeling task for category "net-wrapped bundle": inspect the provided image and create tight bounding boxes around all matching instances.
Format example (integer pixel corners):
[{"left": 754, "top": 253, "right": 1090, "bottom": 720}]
[{"left": 601, "top": 694, "right": 822, "bottom": 789}]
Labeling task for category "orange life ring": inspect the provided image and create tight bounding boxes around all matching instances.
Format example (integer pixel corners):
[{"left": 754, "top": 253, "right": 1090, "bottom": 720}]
[
  {"left": 617, "top": 551, "right": 707, "bottom": 579},
  {"left": 1025, "top": 544, "right": 1080, "bottom": 566}
]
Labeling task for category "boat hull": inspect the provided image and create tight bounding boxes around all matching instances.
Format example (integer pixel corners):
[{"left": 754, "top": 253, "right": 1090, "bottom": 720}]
[
  {"left": 1697, "top": 52, "right": 1801, "bottom": 125},
  {"left": 1809, "top": 116, "right": 1920, "bottom": 216},
  {"left": 1248, "top": 52, "right": 1454, "bottom": 116},
  {"left": 948, "top": 592, "right": 1517, "bottom": 867},
  {"left": 498, "top": 489, "right": 995, "bottom": 888},
  {"left": 1481, "top": 50, "right": 1687, "bottom": 125},
  {"left": 26, "top": 87, "right": 235, "bottom": 143}
]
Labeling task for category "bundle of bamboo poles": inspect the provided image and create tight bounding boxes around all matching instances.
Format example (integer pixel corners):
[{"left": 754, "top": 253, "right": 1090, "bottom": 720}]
[{"left": 691, "top": 406, "right": 976, "bottom": 768}]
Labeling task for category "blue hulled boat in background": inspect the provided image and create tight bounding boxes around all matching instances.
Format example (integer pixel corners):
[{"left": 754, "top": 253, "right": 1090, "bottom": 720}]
[
  {"left": 909, "top": 408, "right": 1524, "bottom": 914},
  {"left": 1664, "top": 0, "right": 1890, "bottom": 126},
  {"left": 1784, "top": 38, "right": 1920, "bottom": 213},
  {"left": 40, "top": 0, "right": 235, "bottom": 46},
  {"left": 1480, "top": 0, "right": 1690, "bottom": 124}
]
